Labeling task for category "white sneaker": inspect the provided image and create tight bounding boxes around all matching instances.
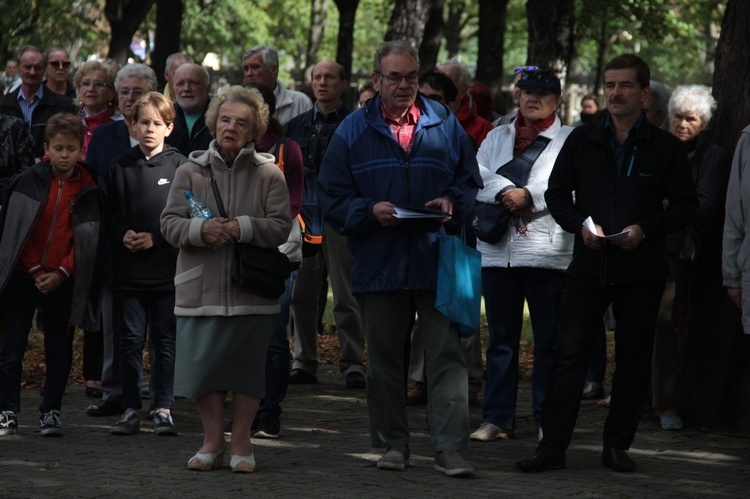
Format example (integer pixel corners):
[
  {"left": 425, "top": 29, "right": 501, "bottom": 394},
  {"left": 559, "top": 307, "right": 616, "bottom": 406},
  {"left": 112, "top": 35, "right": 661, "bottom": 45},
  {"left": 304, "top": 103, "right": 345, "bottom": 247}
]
[{"left": 470, "top": 422, "right": 514, "bottom": 441}]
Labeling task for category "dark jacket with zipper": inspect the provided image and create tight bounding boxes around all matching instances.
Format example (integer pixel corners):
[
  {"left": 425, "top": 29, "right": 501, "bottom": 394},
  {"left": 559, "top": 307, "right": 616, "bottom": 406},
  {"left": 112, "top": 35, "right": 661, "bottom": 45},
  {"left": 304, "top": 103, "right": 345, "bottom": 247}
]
[
  {"left": 174, "top": 99, "right": 212, "bottom": 154},
  {"left": 0, "top": 161, "right": 103, "bottom": 329},
  {"left": 545, "top": 112, "right": 698, "bottom": 285},
  {"left": 105, "top": 145, "right": 186, "bottom": 291},
  {"left": 318, "top": 94, "right": 482, "bottom": 294}
]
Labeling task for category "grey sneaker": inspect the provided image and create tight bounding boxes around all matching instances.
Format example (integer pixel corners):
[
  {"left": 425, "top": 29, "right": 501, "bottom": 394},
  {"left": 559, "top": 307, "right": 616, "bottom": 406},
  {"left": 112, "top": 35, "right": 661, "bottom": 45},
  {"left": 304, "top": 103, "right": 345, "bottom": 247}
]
[
  {"left": 153, "top": 409, "right": 177, "bottom": 436},
  {"left": 434, "top": 450, "right": 474, "bottom": 477},
  {"left": 0, "top": 410, "right": 18, "bottom": 436},
  {"left": 110, "top": 409, "right": 140, "bottom": 435},
  {"left": 40, "top": 410, "right": 64, "bottom": 437},
  {"left": 377, "top": 445, "right": 410, "bottom": 471}
]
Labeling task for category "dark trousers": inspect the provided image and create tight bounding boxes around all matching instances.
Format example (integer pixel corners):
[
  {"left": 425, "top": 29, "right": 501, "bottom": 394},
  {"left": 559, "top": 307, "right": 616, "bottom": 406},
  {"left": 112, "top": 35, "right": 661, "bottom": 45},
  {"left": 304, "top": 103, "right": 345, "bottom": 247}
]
[
  {"left": 115, "top": 290, "right": 176, "bottom": 411},
  {"left": 258, "top": 271, "right": 296, "bottom": 418},
  {"left": 0, "top": 275, "right": 74, "bottom": 414},
  {"left": 540, "top": 276, "right": 664, "bottom": 450}
]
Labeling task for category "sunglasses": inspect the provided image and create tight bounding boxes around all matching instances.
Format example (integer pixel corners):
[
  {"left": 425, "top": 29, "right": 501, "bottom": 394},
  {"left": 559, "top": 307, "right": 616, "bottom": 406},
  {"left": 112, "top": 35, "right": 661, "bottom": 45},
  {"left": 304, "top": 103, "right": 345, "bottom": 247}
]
[
  {"left": 49, "top": 60, "right": 72, "bottom": 69},
  {"left": 514, "top": 65, "right": 539, "bottom": 74}
]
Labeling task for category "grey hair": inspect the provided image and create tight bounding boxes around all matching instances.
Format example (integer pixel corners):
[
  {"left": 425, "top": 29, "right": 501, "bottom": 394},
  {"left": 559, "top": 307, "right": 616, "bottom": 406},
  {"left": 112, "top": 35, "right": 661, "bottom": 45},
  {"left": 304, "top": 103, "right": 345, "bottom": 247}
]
[
  {"left": 165, "top": 52, "right": 193, "bottom": 71},
  {"left": 205, "top": 85, "right": 269, "bottom": 141},
  {"left": 242, "top": 45, "right": 279, "bottom": 68},
  {"left": 437, "top": 57, "right": 472, "bottom": 87},
  {"left": 114, "top": 63, "right": 158, "bottom": 92},
  {"left": 668, "top": 85, "right": 716, "bottom": 125},
  {"left": 373, "top": 41, "right": 419, "bottom": 74},
  {"left": 649, "top": 80, "right": 671, "bottom": 117},
  {"left": 17, "top": 45, "right": 44, "bottom": 64}
]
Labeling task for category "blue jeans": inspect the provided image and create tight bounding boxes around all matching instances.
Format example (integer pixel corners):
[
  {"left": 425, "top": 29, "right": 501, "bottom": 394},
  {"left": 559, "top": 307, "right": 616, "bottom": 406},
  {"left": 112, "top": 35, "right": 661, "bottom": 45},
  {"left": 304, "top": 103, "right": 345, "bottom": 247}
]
[
  {"left": 481, "top": 267, "right": 564, "bottom": 431},
  {"left": 0, "top": 275, "right": 74, "bottom": 414},
  {"left": 258, "top": 271, "right": 297, "bottom": 418},
  {"left": 115, "top": 290, "right": 176, "bottom": 410}
]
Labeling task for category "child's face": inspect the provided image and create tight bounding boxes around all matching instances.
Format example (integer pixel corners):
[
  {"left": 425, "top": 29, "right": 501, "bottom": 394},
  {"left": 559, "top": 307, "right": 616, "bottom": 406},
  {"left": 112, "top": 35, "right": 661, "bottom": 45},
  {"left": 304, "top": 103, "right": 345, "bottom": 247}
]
[
  {"left": 134, "top": 104, "right": 173, "bottom": 156},
  {"left": 44, "top": 133, "right": 82, "bottom": 179}
]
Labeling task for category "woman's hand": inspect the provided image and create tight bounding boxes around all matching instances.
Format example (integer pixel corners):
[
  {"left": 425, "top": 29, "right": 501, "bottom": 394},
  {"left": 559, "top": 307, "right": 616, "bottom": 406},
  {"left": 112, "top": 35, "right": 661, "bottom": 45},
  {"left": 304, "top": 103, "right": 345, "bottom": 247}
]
[
  {"left": 501, "top": 188, "right": 528, "bottom": 213},
  {"left": 200, "top": 218, "right": 235, "bottom": 248}
]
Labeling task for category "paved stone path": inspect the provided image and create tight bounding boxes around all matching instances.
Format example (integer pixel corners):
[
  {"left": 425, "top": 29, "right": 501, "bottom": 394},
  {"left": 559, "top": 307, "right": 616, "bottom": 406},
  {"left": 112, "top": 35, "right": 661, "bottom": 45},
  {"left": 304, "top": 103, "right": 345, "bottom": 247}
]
[{"left": 3, "top": 366, "right": 749, "bottom": 497}]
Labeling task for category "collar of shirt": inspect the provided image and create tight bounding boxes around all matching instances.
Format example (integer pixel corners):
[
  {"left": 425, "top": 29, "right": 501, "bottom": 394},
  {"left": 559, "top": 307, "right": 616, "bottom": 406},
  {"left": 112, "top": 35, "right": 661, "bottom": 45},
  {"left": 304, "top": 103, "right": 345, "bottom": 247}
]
[
  {"left": 381, "top": 101, "right": 420, "bottom": 154},
  {"left": 18, "top": 85, "right": 43, "bottom": 104},
  {"left": 605, "top": 113, "right": 644, "bottom": 172},
  {"left": 313, "top": 101, "right": 343, "bottom": 123},
  {"left": 380, "top": 100, "right": 420, "bottom": 126}
]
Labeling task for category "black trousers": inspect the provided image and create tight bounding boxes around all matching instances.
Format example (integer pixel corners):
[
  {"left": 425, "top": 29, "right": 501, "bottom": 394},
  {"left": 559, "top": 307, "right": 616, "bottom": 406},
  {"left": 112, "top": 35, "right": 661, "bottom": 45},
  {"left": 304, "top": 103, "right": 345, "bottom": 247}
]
[{"left": 540, "top": 275, "right": 665, "bottom": 450}]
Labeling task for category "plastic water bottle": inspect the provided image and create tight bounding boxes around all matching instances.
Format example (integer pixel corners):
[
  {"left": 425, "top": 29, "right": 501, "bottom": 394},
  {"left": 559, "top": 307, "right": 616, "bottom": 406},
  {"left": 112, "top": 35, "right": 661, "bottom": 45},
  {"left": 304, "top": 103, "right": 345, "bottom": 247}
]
[{"left": 185, "top": 190, "right": 214, "bottom": 219}]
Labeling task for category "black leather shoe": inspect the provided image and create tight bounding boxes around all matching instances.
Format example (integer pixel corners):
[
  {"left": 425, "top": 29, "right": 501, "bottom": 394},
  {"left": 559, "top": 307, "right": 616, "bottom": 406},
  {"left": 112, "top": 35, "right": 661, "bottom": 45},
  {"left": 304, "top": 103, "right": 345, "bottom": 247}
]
[
  {"left": 289, "top": 368, "right": 318, "bottom": 385},
  {"left": 345, "top": 371, "right": 366, "bottom": 389},
  {"left": 602, "top": 447, "right": 636, "bottom": 472},
  {"left": 516, "top": 445, "right": 566, "bottom": 472}
]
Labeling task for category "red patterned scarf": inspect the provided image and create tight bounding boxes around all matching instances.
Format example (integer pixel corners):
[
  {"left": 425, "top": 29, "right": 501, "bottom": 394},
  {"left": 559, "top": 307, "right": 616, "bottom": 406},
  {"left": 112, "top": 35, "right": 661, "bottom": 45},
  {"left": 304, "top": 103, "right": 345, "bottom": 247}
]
[{"left": 513, "top": 112, "right": 556, "bottom": 157}]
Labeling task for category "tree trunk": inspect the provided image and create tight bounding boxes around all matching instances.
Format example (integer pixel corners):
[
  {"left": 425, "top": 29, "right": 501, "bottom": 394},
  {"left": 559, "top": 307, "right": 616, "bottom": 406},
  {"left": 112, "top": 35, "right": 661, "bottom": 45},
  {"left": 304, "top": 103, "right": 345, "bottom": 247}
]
[
  {"left": 442, "top": 0, "right": 464, "bottom": 59},
  {"left": 153, "top": 0, "right": 183, "bottom": 90},
  {"left": 334, "top": 0, "right": 359, "bottom": 80},
  {"left": 680, "top": 0, "right": 750, "bottom": 433},
  {"left": 525, "top": 0, "right": 574, "bottom": 83},
  {"left": 384, "top": 0, "right": 431, "bottom": 48},
  {"left": 105, "top": 0, "right": 156, "bottom": 64},
  {"left": 475, "top": 0, "right": 508, "bottom": 93},
  {"left": 305, "top": 0, "right": 331, "bottom": 77},
  {"left": 418, "top": 0, "right": 444, "bottom": 73}
]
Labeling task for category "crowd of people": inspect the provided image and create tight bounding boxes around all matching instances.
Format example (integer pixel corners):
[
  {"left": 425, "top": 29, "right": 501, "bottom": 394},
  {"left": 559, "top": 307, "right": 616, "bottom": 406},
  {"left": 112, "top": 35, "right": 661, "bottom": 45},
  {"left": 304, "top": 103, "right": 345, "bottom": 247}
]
[{"left": 0, "top": 37, "right": 746, "bottom": 480}]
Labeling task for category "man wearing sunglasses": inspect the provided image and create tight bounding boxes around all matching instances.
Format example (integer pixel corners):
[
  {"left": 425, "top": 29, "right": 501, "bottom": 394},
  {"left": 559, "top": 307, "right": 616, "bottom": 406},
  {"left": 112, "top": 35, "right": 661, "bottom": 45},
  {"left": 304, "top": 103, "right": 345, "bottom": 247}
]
[
  {"left": 0, "top": 45, "right": 78, "bottom": 159},
  {"left": 44, "top": 47, "right": 76, "bottom": 99}
]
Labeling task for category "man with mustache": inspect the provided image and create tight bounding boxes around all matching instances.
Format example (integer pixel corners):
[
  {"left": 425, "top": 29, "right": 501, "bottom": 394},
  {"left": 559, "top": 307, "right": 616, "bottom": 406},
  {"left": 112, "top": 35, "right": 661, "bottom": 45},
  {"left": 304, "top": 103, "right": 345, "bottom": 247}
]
[{"left": 516, "top": 54, "right": 697, "bottom": 473}]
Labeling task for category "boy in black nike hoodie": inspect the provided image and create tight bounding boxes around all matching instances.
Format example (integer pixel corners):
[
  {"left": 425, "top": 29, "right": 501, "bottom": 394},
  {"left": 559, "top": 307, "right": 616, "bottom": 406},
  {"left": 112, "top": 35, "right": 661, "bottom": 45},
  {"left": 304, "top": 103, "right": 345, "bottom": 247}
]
[{"left": 105, "top": 92, "right": 187, "bottom": 437}]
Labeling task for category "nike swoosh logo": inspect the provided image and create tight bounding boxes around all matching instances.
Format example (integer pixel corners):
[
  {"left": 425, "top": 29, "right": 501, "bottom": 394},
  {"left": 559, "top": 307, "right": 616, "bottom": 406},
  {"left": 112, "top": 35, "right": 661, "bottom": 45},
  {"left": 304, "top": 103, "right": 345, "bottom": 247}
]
[{"left": 157, "top": 178, "right": 170, "bottom": 185}]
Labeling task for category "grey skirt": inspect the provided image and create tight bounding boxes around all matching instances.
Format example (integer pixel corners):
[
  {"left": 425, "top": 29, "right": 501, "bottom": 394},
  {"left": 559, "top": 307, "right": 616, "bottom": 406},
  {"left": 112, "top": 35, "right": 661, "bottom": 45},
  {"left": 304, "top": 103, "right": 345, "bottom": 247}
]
[{"left": 173, "top": 315, "right": 273, "bottom": 399}]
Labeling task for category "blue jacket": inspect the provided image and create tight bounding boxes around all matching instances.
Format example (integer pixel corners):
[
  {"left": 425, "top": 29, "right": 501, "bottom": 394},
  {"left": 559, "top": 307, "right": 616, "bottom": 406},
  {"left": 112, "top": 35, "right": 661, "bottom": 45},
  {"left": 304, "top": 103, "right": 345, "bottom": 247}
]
[{"left": 318, "top": 94, "right": 482, "bottom": 294}]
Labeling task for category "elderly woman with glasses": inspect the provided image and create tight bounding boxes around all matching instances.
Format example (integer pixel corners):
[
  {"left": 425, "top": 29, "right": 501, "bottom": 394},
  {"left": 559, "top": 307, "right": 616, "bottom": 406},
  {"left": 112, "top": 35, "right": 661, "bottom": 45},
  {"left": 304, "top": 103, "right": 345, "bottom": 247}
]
[
  {"left": 652, "top": 85, "right": 729, "bottom": 431},
  {"left": 471, "top": 69, "right": 574, "bottom": 443},
  {"left": 74, "top": 61, "right": 118, "bottom": 157}
]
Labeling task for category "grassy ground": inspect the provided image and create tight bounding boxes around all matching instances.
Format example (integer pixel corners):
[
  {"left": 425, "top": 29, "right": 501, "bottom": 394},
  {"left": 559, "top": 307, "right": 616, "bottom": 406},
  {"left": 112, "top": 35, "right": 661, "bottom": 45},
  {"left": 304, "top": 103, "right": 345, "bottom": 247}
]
[{"left": 21, "top": 296, "right": 614, "bottom": 388}]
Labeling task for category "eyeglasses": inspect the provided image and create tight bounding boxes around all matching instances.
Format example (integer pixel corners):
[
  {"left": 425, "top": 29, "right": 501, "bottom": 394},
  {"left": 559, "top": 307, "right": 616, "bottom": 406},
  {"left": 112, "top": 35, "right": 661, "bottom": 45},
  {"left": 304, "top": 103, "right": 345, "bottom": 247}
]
[
  {"left": 377, "top": 71, "right": 419, "bottom": 86},
  {"left": 80, "top": 80, "right": 111, "bottom": 90},
  {"left": 514, "top": 65, "right": 539, "bottom": 74},
  {"left": 49, "top": 60, "right": 72, "bottom": 70},
  {"left": 520, "top": 70, "right": 557, "bottom": 84}
]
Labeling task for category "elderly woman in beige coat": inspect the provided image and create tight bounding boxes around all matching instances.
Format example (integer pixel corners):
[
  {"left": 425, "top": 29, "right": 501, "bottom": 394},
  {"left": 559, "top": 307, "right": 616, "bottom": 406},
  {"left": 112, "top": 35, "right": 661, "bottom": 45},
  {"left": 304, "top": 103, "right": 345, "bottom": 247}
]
[{"left": 160, "top": 86, "right": 291, "bottom": 473}]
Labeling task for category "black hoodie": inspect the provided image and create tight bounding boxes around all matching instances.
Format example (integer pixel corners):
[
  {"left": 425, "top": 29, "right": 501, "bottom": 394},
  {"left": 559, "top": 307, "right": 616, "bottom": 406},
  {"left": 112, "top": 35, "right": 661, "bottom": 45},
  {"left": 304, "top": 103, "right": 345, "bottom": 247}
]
[{"left": 105, "top": 145, "right": 187, "bottom": 290}]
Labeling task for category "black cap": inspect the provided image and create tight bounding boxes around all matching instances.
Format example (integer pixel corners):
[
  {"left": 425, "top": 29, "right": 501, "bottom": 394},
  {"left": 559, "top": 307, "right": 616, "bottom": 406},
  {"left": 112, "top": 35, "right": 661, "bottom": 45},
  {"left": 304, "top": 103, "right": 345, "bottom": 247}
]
[{"left": 516, "top": 69, "right": 561, "bottom": 94}]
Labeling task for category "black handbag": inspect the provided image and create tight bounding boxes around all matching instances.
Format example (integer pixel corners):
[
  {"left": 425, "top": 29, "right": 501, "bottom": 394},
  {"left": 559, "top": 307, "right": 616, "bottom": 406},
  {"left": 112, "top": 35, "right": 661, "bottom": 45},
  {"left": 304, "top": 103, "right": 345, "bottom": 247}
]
[
  {"left": 207, "top": 163, "right": 291, "bottom": 299},
  {"left": 472, "top": 136, "right": 551, "bottom": 244}
]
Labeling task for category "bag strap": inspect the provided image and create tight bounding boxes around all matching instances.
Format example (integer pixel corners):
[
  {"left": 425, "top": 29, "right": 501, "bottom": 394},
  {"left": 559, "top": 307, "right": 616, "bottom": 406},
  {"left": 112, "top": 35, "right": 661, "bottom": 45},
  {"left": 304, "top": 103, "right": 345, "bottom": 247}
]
[
  {"left": 494, "top": 135, "right": 552, "bottom": 179},
  {"left": 206, "top": 163, "right": 228, "bottom": 219}
]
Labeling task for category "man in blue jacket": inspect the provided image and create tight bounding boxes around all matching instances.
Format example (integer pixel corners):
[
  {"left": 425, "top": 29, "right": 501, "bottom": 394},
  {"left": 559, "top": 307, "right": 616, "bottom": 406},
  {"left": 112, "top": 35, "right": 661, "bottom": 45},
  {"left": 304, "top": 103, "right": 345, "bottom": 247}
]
[
  {"left": 318, "top": 41, "right": 482, "bottom": 478},
  {"left": 516, "top": 54, "right": 697, "bottom": 473}
]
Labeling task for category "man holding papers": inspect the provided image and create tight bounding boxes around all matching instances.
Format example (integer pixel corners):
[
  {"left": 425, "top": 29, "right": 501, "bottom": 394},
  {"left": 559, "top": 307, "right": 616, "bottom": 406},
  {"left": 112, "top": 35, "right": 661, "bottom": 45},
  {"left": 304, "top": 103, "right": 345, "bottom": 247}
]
[
  {"left": 517, "top": 54, "right": 697, "bottom": 473},
  {"left": 318, "top": 41, "right": 482, "bottom": 477}
]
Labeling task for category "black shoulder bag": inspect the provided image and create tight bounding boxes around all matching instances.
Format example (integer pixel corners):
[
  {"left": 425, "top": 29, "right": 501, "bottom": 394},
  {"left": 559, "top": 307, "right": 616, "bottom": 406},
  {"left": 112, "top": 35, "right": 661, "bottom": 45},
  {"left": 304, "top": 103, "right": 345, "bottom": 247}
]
[
  {"left": 472, "top": 136, "right": 552, "bottom": 244},
  {"left": 207, "top": 163, "right": 290, "bottom": 299}
]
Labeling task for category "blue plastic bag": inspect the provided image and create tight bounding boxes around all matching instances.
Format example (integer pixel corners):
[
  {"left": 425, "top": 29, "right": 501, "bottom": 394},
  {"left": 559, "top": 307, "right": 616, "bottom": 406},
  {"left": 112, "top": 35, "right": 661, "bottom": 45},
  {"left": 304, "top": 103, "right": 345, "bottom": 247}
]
[{"left": 435, "top": 229, "right": 482, "bottom": 337}]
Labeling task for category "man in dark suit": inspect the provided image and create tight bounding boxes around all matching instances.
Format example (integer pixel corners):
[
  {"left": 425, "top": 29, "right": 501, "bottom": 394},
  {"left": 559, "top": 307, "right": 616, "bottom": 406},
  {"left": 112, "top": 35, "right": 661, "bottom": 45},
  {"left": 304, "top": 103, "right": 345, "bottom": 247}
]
[{"left": 0, "top": 45, "right": 77, "bottom": 159}]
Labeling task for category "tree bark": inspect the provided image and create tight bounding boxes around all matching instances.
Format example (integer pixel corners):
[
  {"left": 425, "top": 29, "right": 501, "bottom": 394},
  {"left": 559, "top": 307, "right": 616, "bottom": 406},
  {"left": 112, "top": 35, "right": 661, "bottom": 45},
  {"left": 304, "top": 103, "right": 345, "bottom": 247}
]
[
  {"left": 525, "top": 0, "right": 574, "bottom": 83},
  {"left": 105, "top": 0, "right": 156, "bottom": 64},
  {"left": 305, "top": 0, "right": 331, "bottom": 77},
  {"left": 334, "top": 0, "right": 360, "bottom": 80},
  {"left": 153, "top": 0, "right": 183, "bottom": 89},
  {"left": 384, "top": 0, "right": 431, "bottom": 48},
  {"left": 418, "top": 0, "right": 444, "bottom": 73},
  {"left": 475, "top": 0, "right": 508, "bottom": 93},
  {"left": 680, "top": 0, "right": 750, "bottom": 432}
]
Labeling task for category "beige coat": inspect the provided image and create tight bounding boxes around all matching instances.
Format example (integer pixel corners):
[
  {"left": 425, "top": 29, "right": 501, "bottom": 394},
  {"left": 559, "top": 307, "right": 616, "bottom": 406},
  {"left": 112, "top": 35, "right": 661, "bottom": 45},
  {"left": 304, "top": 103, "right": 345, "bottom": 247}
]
[{"left": 160, "top": 140, "right": 291, "bottom": 317}]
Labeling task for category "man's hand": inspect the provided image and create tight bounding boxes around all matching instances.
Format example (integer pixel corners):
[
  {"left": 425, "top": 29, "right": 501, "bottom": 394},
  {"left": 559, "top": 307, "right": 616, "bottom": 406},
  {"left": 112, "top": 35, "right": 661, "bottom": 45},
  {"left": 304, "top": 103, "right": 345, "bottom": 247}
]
[
  {"left": 123, "top": 229, "right": 155, "bottom": 252},
  {"left": 373, "top": 201, "right": 400, "bottom": 227},
  {"left": 425, "top": 196, "right": 453, "bottom": 222},
  {"left": 582, "top": 223, "right": 604, "bottom": 249},
  {"left": 610, "top": 224, "right": 644, "bottom": 252},
  {"left": 727, "top": 287, "right": 742, "bottom": 309},
  {"left": 200, "top": 217, "right": 234, "bottom": 248},
  {"left": 35, "top": 272, "right": 63, "bottom": 295}
]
